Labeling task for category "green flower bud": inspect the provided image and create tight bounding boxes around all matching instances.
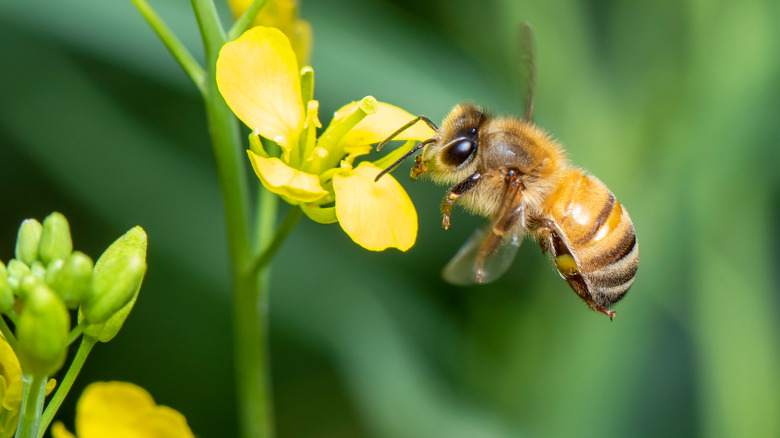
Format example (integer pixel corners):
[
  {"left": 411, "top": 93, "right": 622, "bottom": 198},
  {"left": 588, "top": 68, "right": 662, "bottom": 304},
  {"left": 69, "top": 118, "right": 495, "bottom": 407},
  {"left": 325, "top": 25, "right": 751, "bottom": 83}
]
[
  {"left": 30, "top": 260, "right": 46, "bottom": 281},
  {"left": 0, "top": 262, "right": 13, "bottom": 313},
  {"left": 45, "top": 259, "right": 65, "bottom": 286},
  {"left": 38, "top": 212, "right": 73, "bottom": 265},
  {"left": 7, "top": 259, "right": 30, "bottom": 294},
  {"left": 82, "top": 226, "right": 147, "bottom": 324},
  {"left": 15, "top": 219, "right": 42, "bottom": 265},
  {"left": 19, "top": 274, "right": 41, "bottom": 298},
  {"left": 16, "top": 283, "right": 70, "bottom": 376},
  {"left": 50, "top": 251, "right": 93, "bottom": 309}
]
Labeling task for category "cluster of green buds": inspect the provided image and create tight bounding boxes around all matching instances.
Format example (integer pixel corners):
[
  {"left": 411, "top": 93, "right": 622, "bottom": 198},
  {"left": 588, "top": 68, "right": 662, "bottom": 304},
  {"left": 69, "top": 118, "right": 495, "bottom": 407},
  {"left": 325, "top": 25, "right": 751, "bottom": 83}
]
[{"left": 0, "top": 212, "right": 147, "bottom": 377}]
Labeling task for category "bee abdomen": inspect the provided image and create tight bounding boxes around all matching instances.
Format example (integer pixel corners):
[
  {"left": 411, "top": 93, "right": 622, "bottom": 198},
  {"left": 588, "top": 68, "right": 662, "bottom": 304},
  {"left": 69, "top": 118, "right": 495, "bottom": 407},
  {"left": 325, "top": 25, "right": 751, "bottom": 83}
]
[{"left": 579, "top": 200, "right": 638, "bottom": 306}]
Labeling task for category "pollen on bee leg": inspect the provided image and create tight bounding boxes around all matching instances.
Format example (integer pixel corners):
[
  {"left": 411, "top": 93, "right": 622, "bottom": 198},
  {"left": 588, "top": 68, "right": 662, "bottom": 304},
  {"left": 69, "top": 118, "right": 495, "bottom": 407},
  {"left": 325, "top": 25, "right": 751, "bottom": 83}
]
[
  {"left": 555, "top": 254, "right": 578, "bottom": 277},
  {"left": 410, "top": 156, "right": 427, "bottom": 178}
]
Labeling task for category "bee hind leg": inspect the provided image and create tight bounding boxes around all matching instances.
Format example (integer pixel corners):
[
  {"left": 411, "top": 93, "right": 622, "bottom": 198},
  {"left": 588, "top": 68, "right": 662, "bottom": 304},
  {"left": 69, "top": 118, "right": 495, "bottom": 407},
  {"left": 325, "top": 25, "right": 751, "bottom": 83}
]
[{"left": 543, "top": 221, "right": 616, "bottom": 320}]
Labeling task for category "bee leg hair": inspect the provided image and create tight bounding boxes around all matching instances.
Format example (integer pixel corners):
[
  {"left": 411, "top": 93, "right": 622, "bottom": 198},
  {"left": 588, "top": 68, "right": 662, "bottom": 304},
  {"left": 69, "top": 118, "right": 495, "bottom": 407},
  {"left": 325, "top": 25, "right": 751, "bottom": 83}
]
[{"left": 440, "top": 171, "right": 482, "bottom": 230}]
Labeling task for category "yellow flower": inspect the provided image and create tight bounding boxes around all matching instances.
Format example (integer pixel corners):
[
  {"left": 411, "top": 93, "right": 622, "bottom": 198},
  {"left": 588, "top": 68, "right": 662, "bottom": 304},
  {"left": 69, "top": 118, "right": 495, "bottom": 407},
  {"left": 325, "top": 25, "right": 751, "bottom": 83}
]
[
  {"left": 51, "top": 382, "right": 194, "bottom": 438},
  {"left": 0, "top": 336, "right": 55, "bottom": 438},
  {"left": 227, "top": 0, "right": 312, "bottom": 65},
  {"left": 217, "top": 27, "right": 433, "bottom": 251}
]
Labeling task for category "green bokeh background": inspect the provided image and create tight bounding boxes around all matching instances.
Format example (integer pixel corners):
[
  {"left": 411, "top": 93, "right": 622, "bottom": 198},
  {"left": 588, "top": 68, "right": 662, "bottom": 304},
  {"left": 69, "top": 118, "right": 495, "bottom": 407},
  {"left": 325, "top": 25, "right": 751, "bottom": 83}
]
[{"left": 1, "top": 0, "right": 779, "bottom": 437}]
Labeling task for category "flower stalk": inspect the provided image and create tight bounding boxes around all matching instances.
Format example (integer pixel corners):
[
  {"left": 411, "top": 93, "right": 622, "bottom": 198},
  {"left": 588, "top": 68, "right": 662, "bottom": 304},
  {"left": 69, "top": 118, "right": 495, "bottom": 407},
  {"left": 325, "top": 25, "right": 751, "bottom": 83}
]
[
  {"left": 37, "top": 337, "right": 96, "bottom": 438},
  {"left": 15, "top": 374, "right": 47, "bottom": 438},
  {"left": 130, "top": 0, "right": 207, "bottom": 94},
  {"left": 189, "top": 1, "right": 277, "bottom": 436}
]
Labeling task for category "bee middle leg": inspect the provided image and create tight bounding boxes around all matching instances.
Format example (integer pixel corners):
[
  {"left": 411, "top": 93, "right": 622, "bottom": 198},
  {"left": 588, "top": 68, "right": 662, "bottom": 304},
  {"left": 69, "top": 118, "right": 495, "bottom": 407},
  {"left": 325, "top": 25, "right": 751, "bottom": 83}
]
[
  {"left": 440, "top": 171, "right": 482, "bottom": 230},
  {"left": 474, "top": 167, "right": 525, "bottom": 282}
]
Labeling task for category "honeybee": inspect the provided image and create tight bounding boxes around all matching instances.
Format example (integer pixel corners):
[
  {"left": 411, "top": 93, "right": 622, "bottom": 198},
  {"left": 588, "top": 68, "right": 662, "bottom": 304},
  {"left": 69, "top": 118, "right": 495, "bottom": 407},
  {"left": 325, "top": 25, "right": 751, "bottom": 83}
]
[{"left": 375, "top": 25, "right": 637, "bottom": 319}]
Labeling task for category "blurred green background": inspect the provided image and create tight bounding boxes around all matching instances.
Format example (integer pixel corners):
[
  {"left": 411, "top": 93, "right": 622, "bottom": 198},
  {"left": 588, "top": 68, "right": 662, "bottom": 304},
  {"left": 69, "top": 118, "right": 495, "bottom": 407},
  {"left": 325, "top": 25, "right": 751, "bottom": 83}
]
[{"left": 1, "top": 0, "right": 779, "bottom": 437}]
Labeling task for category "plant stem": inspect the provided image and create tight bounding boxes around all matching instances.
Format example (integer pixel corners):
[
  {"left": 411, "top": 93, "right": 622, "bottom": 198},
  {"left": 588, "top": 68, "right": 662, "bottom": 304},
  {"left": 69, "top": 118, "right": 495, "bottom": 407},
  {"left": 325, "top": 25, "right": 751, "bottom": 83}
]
[
  {"left": 190, "top": 1, "right": 277, "bottom": 436},
  {"left": 16, "top": 374, "right": 47, "bottom": 438},
  {"left": 37, "top": 337, "right": 96, "bottom": 438},
  {"left": 130, "top": 0, "right": 207, "bottom": 95},
  {"left": 67, "top": 324, "right": 84, "bottom": 345},
  {"left": 254, "top": 186, "right": 278, "bottom": 254},
  {"left": 190, "top": 0, "right": 251, "bottom": 267},
  {"left": 0, "top": 316, "right": 18, "bottom": 352},
  {"left": 246, "top": 206, "right": 303, "bottom": 276},
  {"left": 228, "top": 0, "right": 269, "bottom": 41}
]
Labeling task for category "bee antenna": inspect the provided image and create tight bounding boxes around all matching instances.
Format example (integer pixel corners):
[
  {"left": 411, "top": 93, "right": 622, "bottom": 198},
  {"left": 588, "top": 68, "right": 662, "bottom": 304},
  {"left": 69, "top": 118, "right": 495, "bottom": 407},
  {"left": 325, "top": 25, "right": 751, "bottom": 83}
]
[
  {"left": 519, "top": 22, "right": 536, "bottom": 121},
  {"left": 374, "top": 139, "right": 434, "bottom": 182},
  {"left": 376, "top": 115, "right": 439, "bottom": 151}
]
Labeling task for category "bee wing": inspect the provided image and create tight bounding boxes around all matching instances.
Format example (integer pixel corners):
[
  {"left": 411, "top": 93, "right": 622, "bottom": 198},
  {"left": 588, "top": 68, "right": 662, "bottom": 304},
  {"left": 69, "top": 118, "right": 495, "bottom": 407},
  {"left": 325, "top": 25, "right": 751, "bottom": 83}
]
[{"left": 442, "top": 225, "right": 523, "bottom": 286}]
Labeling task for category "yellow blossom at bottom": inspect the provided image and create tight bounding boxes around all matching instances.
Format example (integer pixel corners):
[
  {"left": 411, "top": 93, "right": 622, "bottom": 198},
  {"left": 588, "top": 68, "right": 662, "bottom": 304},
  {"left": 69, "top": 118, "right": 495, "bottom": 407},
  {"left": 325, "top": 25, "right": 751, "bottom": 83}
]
[
  {"left": 0, "top": 337, "right": 23, "bottom": 438},
  {"left": 333, "top": 162, "right": 417, "bottom": 251},
  {"left": 52, "top": 382, "right": 194, "bottom": 438},
  {"left": 0, "top": 335, "right": 55, "bottom": 438}
]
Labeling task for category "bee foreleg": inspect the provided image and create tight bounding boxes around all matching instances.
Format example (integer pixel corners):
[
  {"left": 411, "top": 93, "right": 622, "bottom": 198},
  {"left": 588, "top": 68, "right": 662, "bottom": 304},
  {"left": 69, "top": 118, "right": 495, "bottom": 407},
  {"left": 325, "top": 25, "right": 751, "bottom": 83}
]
[{"left": 441, "top": 172, "right": 482, "bottom": 230}]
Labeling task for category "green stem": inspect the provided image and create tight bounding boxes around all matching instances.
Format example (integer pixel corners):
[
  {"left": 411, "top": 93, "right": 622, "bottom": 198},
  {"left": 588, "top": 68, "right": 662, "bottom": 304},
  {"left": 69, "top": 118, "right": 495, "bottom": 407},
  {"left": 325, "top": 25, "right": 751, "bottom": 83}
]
[
  {"left": 0, "top": 316, "right": 18, "bottom": 352},
  {"left": 190, "top": 0, "right": 251, "bottom": 266},
  {"left": 15, "top": 374, "right": 47, "bottom": 438},
  {"left": 228, "top": 0, "right": 269, "bottom": 41},
  {"left": 130, "top": 0, "right": 207, "bottom": 95},
  {"left": 254, "top": 186, "right": 279, "bottom": 254},
  {"left": 67, "top": 324, "right": 84, "bottom": 345},
  {"left": 190, "top": 1, "right": 276, "bottom": 437},
  {"left": 233, "top": 270, "right": 273, "bottom": 438},
  {"left": 245, "top": 206, "right": 303, "bottom": 276},
  {"left": 37, "top": 337, "right": 97, "bottom": 438}
]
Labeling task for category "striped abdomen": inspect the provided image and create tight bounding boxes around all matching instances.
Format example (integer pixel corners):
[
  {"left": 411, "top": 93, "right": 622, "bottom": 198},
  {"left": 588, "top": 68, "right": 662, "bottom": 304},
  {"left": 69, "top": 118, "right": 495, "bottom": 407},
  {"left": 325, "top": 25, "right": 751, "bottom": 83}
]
[{"left": 540, "top": 170, "right": 638, "bottom": 312}]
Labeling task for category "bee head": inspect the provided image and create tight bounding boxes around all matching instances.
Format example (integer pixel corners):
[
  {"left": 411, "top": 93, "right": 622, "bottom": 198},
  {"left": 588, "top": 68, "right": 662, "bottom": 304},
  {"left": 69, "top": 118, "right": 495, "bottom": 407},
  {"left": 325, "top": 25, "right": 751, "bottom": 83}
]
[
  {"left": 416, "top": 103, "right": 487, "bottom": 184},
  {"left": 373, "top": 104, "right": 488, "bottom": 184}
]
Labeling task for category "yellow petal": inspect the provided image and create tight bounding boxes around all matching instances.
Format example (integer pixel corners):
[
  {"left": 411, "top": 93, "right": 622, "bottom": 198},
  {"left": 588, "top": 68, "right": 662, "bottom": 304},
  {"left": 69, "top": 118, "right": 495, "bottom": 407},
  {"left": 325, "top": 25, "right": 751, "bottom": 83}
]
[
  {"left": 248, "top": 150, "right": 328, "bottom": 203},
  {"left": 132, "top": 406, "right": 195, "bottom": 438},
  {"left": 217, "top": 27, "right": 303, "bottom": 149},
  {"left": 76, "top": 381, "right": 155, "bottom": 438},
  {"left": 334, "top": 101, "right": 435, "bottom": 148},
  {"left": 46, "top": 378, "right": 57, "bottom": 395},
  {"left": 333, "top": 162, "right": 417, "bottom": 251},
  {"left": 51, "top": 422, "right": 76, "bottom": 438},
  {"left": 227, "top": 0, "right": 311, "bottom": 65},
  {"left": 75, "top": 382, "right": 194, "bottom": 438},
  {"left": 0, "top": 336, "right": 21, "bottom": 385},
  {"left": 0, "top": 335, "right": 23, "bottom": 410},
  {"left": 291, "top": 19, "right": 313, "bottom": 66}
]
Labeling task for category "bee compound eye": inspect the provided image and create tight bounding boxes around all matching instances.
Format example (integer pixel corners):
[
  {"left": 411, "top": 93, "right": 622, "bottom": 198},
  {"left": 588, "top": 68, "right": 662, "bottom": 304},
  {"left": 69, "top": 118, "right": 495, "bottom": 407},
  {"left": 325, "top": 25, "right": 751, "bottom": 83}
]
[{"left": 444, "top": 139, "right": 475, "bottom": 166}]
